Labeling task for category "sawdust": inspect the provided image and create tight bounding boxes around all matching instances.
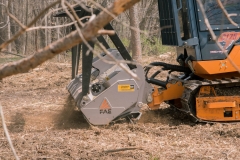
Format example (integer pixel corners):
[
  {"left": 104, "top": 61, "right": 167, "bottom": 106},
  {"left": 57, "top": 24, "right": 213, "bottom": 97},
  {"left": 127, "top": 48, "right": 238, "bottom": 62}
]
[
  {"left": 0, "top": 56, "right": 240, "bottom": 159},
  {"left": 54, "top": 95, "right": 89, "bottom": 130}
]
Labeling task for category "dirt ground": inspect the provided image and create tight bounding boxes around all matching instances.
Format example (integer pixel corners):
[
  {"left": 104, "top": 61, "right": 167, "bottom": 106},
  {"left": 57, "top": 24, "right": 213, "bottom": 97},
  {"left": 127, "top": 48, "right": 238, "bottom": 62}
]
[{"left": 1, "top": 55, "right": 240, "bottom": 160}]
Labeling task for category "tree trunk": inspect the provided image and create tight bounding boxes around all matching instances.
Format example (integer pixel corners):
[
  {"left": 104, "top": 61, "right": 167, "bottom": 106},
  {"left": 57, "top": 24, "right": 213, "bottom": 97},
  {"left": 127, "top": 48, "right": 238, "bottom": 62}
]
[
  {"left": 129, "top": 4, "right": 142, "bottom": 61},
  {"left": 56, "top": 18, "right": 61, "bottom": 62},
  {"left": 32, "top": 8, "right": 38, "bottom": 51},
  {"left": 24, "top": 0, "right": 28, "bottom": 55},
  {"left": 44, "top": 0, "right": 48, "bottom": 46},
  {"left": 0, "top": 0, "right": 6, "bottom": 45},
  {"left": 139, "top": 0, "right": 158, "bottom": 31},
  {"left": 6, "top": 0, "right": 11, "bottom": 52},
  {"left": 10, "top": 0, "right": 22, "bottom": 53}
]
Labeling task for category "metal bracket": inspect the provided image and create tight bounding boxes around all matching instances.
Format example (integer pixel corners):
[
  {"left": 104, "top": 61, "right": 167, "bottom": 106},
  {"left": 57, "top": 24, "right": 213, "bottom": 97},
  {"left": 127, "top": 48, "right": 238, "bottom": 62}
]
[{"left": 184, "top": 37, "right": 199, "bottom": 46}]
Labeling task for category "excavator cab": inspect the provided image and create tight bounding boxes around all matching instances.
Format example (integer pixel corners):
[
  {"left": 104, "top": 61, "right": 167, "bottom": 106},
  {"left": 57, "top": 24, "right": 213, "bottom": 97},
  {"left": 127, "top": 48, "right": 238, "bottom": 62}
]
[{"left": 159, "top": 0, "right": 240, "bottom": 62}]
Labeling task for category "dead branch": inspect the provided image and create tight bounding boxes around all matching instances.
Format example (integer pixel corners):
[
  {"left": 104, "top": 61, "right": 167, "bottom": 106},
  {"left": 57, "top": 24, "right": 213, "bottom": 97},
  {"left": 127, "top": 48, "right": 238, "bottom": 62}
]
[
  {"left": 26, "top": 21, "right": 77, "bottom": 31},
  {"left": 0, "top": 104, "right": 19, "bottom": 160},
  {"left": 216, "top": 0, "right": 238, "bottom": 27},
  {"left": 0, "top": 0, "right": 140, "bottom": 80},
  {"left": 97, "top": 30, "right": 115, "bottom": 35},
  {"left": 104, "top": 147, "right": 143, "bottom": 153}
]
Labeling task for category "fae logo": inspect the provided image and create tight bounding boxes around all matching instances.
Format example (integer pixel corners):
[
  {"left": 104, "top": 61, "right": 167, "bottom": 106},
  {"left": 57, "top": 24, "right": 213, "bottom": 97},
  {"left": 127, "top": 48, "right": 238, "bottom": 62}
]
[
  {"left": 99, "top": 98, "right": 111, "bottom": 114},
  {"left": 218, "top": 32, "right": 240, "bottom": 50}
]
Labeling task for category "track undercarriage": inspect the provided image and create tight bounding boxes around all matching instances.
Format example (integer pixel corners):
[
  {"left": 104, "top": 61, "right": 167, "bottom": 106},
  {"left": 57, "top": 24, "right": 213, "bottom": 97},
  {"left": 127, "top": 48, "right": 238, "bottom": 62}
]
[
  {"left": 145, "top": 61, "right": 240, "bottom": 122},
  {"left": 180, "top": 78, "right": 240, "bottom": 122}
]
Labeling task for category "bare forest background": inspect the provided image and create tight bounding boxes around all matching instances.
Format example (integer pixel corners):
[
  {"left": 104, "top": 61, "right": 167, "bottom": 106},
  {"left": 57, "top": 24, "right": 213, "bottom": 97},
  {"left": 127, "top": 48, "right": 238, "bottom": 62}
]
[
  {"left": 1, "top": 1, "right": 240, "bottom": 159},
  {"left": 0, "top": 0, "right": 172, "bottom": 64}
]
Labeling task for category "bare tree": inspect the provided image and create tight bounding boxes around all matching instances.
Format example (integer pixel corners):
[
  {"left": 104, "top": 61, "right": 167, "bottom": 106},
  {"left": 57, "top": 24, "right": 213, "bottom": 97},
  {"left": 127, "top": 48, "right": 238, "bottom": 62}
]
[
  {"left": 6, "top": 0, "right": 11, "bottom": 52},
  {"left": 24, "top": 0, "right": 29, "bottom": 55},
  {"left": 129, "top": 3, "right": 141, "bottom": 61}
]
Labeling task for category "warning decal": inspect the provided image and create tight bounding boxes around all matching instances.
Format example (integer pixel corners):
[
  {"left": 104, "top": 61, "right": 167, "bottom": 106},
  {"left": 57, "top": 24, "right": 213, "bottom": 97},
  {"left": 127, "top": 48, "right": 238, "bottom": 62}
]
[
  {"left": 100, "top": 99, "right": 111, "bottom": 110},
  {"left": 118, "top": 84, "right": 135, "bottom": 92},
  {"left": 99, "top": 98, "right": 111, "bottom": 114}
]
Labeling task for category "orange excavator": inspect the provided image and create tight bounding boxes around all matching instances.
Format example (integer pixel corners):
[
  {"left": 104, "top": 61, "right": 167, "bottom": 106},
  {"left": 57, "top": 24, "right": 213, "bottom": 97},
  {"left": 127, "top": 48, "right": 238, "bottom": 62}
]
[{"left": 56, "top": 0, "right": 240, "bottom": 125}]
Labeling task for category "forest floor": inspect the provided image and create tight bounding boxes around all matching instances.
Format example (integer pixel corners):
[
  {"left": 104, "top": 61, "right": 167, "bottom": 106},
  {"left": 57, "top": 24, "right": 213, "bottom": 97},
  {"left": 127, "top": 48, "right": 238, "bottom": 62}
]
[{"left": 0, "top": 53, "right": 240, "bottom": 160}]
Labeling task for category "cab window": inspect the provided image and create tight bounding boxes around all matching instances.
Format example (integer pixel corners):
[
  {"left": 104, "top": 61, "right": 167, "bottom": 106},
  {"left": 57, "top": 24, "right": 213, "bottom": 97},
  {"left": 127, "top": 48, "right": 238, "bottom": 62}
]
[{"left": 198, "top": 0, "right": 240, "bottom": 30}]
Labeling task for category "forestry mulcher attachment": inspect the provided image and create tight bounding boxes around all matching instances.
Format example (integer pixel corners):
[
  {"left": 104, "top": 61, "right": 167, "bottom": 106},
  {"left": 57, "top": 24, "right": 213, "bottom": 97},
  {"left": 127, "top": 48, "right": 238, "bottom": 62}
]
[{"left": 56, "top": 0, "right": 240, "bottom": 125}]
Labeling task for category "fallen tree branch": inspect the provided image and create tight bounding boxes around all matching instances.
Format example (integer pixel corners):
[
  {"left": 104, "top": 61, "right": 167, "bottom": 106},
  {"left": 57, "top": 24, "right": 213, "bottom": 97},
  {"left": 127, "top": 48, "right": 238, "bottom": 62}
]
[
  {"left": 0, "top": 104, "right": 19, "bottom": 160},
  {"left": 0, "top": 0, "right": 140, "bottom": 79},
  {"left": 104, "top": 147, "right": 143, "bottom": 153}
]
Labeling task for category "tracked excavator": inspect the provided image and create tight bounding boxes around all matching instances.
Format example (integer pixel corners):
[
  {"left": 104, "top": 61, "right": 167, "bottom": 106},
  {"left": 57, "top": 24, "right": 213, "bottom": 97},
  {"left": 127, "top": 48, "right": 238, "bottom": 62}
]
[{"left": 55, "top": 0, "right": 240, "bottom": 125}]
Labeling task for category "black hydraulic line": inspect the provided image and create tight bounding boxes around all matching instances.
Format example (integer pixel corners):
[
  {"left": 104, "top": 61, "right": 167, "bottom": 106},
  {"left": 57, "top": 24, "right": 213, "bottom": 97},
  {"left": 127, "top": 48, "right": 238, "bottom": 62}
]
[
  {"left": 146, "top": 78, "right": 167, "bottom": 88},
  {"left": 150, "top": 70, "right": 161, "bottom": 79},
  {"left": 184, "top": 73, "right": 195, "bottom": 80},
  {"left": 82, "top": 42, "right": 94, "bottom": 98},
  {"left": 145, "top": 61, "right": 192, "bottom": 88},
  {"left": 148, "top": 62, "right": 191, "bottom": 73},
  {"left": 184, "top": 55, "right": 194, "bottom": 64},
  {"left": 166, "top": 70, "right": 173, "bottom": 82}
]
